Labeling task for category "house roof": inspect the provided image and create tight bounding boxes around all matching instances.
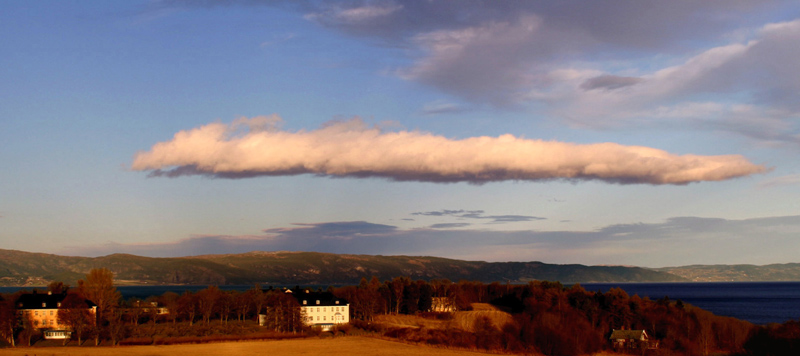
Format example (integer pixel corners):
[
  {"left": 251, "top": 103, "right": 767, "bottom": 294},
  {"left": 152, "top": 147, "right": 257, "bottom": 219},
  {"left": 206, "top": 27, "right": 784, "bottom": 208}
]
[
  {"left": 609, "top": 329, "right": 648, "bottom": 340},
  {"left": 287, "top": 289, "right": 348, "bottom": 307},
  {"left": 16, "top": 292, "right": 95, "bottom": 309},
  {"left": 16, "top": 292, "right": 68, "bottom": 309}
]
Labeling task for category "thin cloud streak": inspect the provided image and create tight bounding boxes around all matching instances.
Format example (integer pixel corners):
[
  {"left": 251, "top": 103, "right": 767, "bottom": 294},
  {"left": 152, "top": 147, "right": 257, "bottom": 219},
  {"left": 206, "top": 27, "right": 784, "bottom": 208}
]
[
  {"left": 412, "top": 209, "right": 545, "bottom": 223},
  {"left": 60, "top": 215, "right": 800, "bottom": 267},
  {"left": 412, "top": 209, "right": 484, "bottom": 217},
  {"left": 758, "top": 174, "right": 800, "bottom": 188},
  {"left": 429, "top": 223, "right": 471, "bottom": 229},
  {"left": 420, "top": 101, "right": 470, "bottom": 115},
  {"left": 131, "top": 116, "right": 766, "bottom": 185}
]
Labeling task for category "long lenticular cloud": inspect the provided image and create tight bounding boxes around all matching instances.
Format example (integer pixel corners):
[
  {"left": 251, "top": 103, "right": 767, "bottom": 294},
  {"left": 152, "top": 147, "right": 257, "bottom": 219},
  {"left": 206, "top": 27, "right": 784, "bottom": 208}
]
[{"left": 131, "top": 116, "right": 766, "bottom": 184}]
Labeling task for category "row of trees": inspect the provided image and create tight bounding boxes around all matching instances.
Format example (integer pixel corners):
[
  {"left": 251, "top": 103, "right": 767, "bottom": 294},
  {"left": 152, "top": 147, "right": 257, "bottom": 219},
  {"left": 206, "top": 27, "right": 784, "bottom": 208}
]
[
  {"left": 331, "top": 278, "right": 757, "bottom": 356},
  {"left": 3, "top": 272, "right": 800, "bottom": 355},
  {"left": 334, "top": 276, "right": 488, "bottom": 321},
  {"left": 0, "top": 278, "right": 312, "bottom": 346},
  {"left": 128, "top": 286, "right": 303, "bottom": 330}
]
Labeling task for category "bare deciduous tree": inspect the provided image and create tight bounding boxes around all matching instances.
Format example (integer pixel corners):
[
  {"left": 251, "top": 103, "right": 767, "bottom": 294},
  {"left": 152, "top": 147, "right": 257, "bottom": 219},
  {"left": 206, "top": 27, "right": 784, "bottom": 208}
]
[
  {"left": 57, "top": 293, "right": 94, "bottom": 345},
  {"left": 0, "top": 297, "right": 17, "bottom": 347}
]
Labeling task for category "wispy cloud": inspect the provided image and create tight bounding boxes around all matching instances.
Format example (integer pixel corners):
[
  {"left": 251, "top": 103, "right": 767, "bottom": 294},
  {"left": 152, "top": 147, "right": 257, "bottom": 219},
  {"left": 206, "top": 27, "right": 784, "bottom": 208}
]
[
  {"left": 580, "top": 75, "right": 644, "bottom": 91},
  {"left": 758, "top": 174, "right": 800, "bottom": 188},
  {"left": 429, "top": 223, "right": 471, "bottom": 229},
  {"left": 412, "top": 209, "right": 483, "bottom": 217},
  {"left": 412, "top": 209, "right": 545, "bottom": 223},
  {"left": 260, "top": 33, "right": 296, "bottom": 47},
  {"left": 538, "top": 20, "right": 800, "bottom": 136},
  {"left": 397, "top": 14, "right": 545, "bottom": 106},
  {"left": 301, "top": 1, "right": 800, "bottom": 145},
  {"left": 305, "top": 2, "right": 403, "bottom": 26},
  {"left": 420, "top": 101, "right": 469, "bottom": 115},
  {"left": 61, "top": 215, "right": 800, "bottom": 267},
  {"left": 132, "top": 116, "right": 766, "bottom": 184},
  {"left": 160, "top": 1, "right": 800, "bottom": 145}
]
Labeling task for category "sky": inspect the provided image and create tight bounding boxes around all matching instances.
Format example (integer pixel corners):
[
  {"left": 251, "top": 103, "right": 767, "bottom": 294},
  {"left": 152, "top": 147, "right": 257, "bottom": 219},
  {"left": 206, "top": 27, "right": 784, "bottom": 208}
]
[{"left": 2, "top": 0, "right": 800, "bottom": 268}]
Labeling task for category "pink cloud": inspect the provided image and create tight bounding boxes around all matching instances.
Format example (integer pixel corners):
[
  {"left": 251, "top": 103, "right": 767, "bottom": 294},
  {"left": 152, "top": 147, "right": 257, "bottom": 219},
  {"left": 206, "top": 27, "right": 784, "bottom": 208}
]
[{"left": 132, "top": 116, "right": 766, "bottom": 185}]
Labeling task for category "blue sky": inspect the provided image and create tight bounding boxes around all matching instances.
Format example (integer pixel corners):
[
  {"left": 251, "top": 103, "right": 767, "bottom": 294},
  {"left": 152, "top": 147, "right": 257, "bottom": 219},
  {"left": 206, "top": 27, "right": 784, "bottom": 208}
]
[{"left": 2, "top": 1, "right": 800, "bottom": 267}]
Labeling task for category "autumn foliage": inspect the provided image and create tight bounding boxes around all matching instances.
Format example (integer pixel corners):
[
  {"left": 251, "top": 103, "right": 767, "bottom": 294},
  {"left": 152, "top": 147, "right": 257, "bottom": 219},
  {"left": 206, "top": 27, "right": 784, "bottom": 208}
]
[
  {"left": 337, "top": 279, "right": 757, "bottom": 356},
  {"left": 3, "top": 274, "right": 800, "bottom": 356}
]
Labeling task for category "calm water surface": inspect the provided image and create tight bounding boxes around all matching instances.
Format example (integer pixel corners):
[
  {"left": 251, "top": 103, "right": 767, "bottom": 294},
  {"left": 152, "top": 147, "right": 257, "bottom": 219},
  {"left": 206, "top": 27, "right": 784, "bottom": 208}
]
[{"left": 580, "top": 282, "right": 800, "bottom": 325}]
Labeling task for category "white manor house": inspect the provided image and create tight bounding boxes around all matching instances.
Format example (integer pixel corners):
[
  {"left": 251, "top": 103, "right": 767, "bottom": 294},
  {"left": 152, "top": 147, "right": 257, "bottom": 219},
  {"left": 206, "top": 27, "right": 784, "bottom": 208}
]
[
  {"left": 259, "top": 288, "right": 350, "bottom": 331},
  {"left": 290, "top": 289, "right": 349, "bottom": 330}
]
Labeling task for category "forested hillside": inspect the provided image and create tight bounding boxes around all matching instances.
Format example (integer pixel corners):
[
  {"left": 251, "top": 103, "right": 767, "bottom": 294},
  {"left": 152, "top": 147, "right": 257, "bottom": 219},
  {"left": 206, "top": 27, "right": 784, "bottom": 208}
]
[
  {"left": 0, "top": 249, "right": 684, "bottom": 286},
  {"left": 656, "top": 263, "right": 800, "bottom": 282}
]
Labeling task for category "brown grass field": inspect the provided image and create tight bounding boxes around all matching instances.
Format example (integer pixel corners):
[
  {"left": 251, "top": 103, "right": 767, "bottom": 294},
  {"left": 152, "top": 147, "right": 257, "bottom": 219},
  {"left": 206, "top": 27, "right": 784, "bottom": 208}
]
[
  {"left": 0, "top": 336, "right": 498, "bottom": 356},
  {"left": 374, "top": 303, "right": 514, "bottom": 333}
]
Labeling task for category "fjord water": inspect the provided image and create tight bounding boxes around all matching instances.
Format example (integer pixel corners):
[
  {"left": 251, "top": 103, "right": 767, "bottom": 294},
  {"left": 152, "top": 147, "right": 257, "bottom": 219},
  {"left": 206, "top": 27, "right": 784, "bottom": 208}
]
[{"left": 581, "top": 282, "right": 800, "bottom": 325}]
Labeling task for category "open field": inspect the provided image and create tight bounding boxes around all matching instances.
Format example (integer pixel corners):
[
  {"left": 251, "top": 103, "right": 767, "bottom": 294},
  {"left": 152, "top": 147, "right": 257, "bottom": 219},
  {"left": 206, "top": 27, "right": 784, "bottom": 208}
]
[
  {"left": 374, "top": 303, "right": 514, "bottom": 333},
  {"left": 0, "top": 336, "right": 497, "bottom": 356}
]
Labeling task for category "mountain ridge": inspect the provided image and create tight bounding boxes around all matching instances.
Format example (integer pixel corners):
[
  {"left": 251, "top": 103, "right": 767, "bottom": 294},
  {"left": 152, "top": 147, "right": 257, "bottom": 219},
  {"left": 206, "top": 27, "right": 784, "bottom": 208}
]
[
  {"left": 655, "top": 263, "right": 800, "bottom": 282},
  {"left": 4, "top": 249, "right": 799, "bottom": 286},
  {"left": 0, "top": 248, "right": 688, "bottom": 286}
]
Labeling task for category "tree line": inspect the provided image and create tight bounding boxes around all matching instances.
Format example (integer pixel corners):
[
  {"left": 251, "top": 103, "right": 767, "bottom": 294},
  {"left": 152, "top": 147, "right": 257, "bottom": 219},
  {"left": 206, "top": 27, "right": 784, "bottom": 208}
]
[
  {"left": 0, "top": 270, "right": 312, "bottom": 346},
  {"left": 2, "top": 271, "right": 800, "bottom": 356},
  {"left": 334, "top": 277, "right": 758, "bottom": 356}
]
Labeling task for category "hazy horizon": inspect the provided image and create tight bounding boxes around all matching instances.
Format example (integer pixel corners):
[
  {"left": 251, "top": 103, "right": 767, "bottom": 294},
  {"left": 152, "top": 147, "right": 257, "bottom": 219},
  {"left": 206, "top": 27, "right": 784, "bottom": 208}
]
[
  {"left": 4, "top": 246, "right": 800, "bottom": 270},
  {"left": 3, "top": 1, "right": 800, "bottom": 268}
]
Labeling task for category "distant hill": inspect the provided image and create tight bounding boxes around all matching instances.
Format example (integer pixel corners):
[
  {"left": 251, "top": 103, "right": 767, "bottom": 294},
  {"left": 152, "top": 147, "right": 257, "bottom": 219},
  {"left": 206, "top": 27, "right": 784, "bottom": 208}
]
[
  {"left": 655, "top": 263, "right": 800, "bottom": 282},
  {"left": 0, "top": 249, "right": 686, "bottom": 286}
]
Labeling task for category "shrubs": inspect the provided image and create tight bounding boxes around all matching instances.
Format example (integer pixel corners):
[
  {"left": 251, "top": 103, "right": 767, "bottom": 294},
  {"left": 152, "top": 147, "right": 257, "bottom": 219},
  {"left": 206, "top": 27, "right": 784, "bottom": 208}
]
[
  {"left": 113, "top": 320, "right": 308, "bottom": 346},
  {"left": 332, "top": 323, "right": 352, "bottom": 335},
  {"left": 119, "top": 337, "right": 152, "bottom": 346},
  {"left": 350, "top": 319, "right": 385, "bottom": 333},
  {"left": 742, "top": 320, "right": 800, "bottom": 356},
  {"left": 118, "top": 328, "right": 307, "bottom": 346},
  {"left": 418, "top": 312, "right": 452, "bottom": 320}
]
